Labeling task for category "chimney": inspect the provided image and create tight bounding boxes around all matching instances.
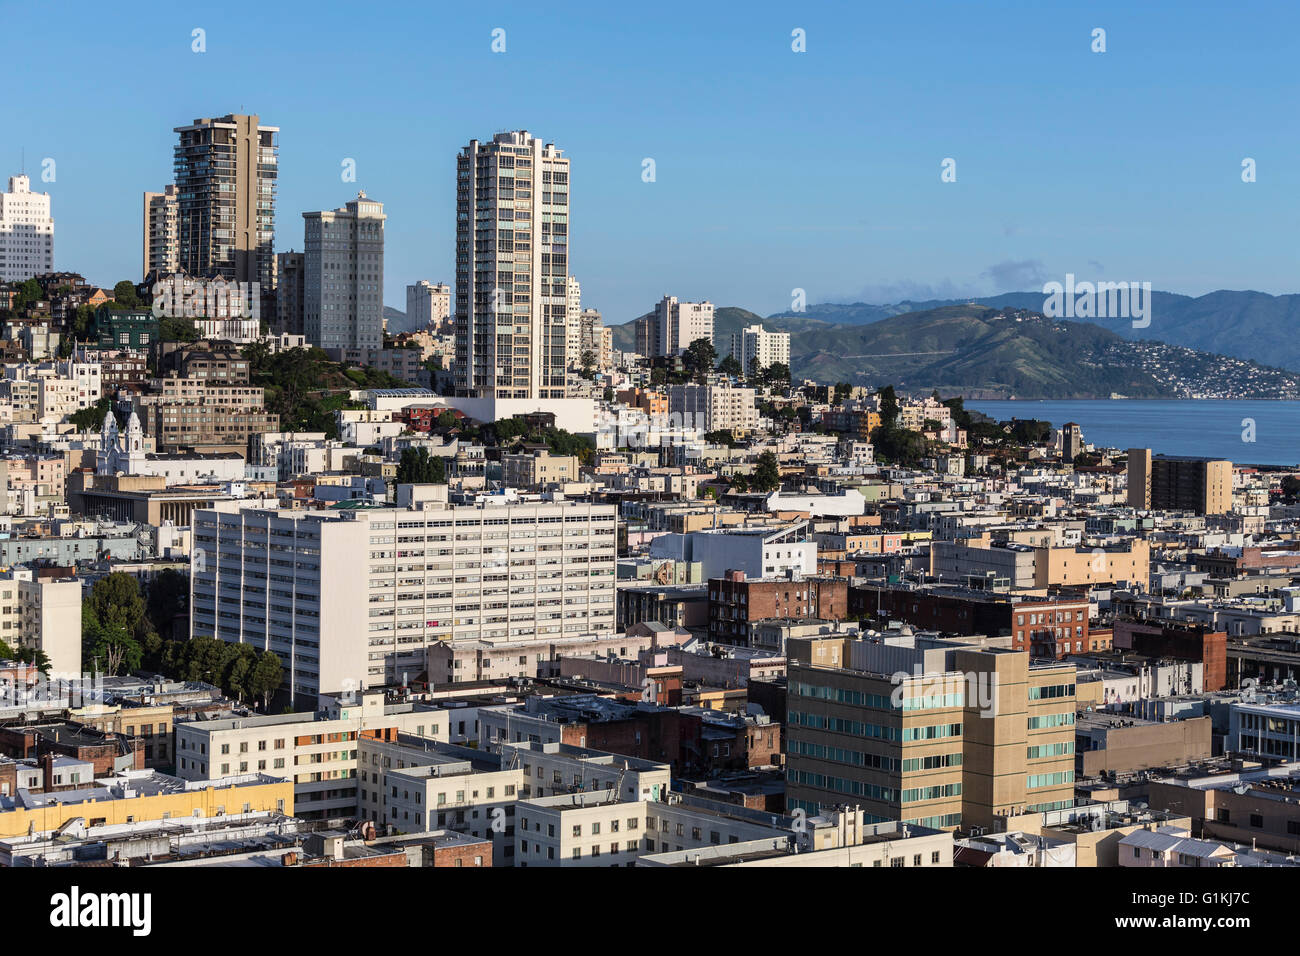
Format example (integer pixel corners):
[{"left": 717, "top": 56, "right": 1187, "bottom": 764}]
[{"left": 42, "top": 751, "right": 55, "bottom": 791}]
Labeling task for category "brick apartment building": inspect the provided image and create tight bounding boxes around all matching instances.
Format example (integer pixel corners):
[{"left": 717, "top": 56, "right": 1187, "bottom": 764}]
[
  {"left": 0, "top": 723, "right": 143, "bottom": 774},
  {"left": 1113, "top": 618, "right": 1228, "bottom": 691},
  {"left": 850, "top": 584, "right": 1092, "bottom": 658},
  {"left": 709, "top": 571, "right": 849, "bottom": 645}
]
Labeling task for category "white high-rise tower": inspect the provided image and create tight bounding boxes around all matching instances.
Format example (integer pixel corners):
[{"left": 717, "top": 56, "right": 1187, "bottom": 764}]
[{"left": 0, "top": 175, "right": 54, "bottom": 282}]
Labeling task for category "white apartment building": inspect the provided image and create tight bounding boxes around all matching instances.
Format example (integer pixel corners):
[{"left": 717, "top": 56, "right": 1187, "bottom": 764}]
[
  {"left": 1, "top": 360, "right": 102, "bottom": 421},
  {"left": 304, "top": 191, "right": 386, "bottom": 351},
  {"left": 514, "top": 791, "right": 786, "bottom": 867},
  {"left": 142, "top": 185, "right": 179, "bottom": 279},
  {"left": 637, "top": 296, "right": 714, "bottom": 358},
  {"left": 405, "top": 280, "right": 451, "bottom": 330},
  {"left": 0, "top": 568, "right": 81, "bottom": 676},
  {"left": 173, "top": 689, "right": 453, "bottom": 820},
  {"left": 455, "top": 130, "right": 570, "bottom": 400},
  {"left": 650, "top": 524, "right": 817, "bottom": 581},
  {"left": 565, "top": 276, "right": 583, "bottom": 367},
  {"left": 730, "top": 323, "right": 790, "bottom": 374},
  {"left": 190, "top": 493, "right": 618, "bottom": 704},
  {"left": 0, "top": 175, "right": 54, "bottom": 282},
  {"left": 666, "top": 383, "right": 758, "bottom": 434}
]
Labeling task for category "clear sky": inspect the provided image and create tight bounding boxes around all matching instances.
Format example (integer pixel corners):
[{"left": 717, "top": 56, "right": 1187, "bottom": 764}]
[{"left": 3, "top": 0, "right": 1297, "bottom": 324}]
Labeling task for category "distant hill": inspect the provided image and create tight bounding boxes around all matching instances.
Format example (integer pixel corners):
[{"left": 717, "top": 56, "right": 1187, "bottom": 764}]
[
  {"left": 383, "top": 305, "right": 417, "bottom": 333},
  {"left": 769, "top": 290, "right": 1300, "bottom": 372},
  {"left": 613, "top": 302, "right": 1300, "bottom": 399}
]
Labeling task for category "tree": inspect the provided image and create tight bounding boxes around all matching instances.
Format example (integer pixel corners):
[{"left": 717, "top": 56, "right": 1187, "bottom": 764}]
[
  {"left": 112, "top": 280, "right": 141, "bottom": 309},
  {"left": 435, "top": 409, "right": 458, "bottom": 429},
  {"left": 397, "top": 447, "right": 447, "bottom": 484},
  {"left": 942, "top": 396, "right": 973, "bottom": 430},
  {"left": 833, "top": 382, "right": 853, "bottom": 404},
  {"left": 718, "top": 355, "right": 742, "bottom": 378},
  {"left": 766, "top": 362, "right": 790, "bottom": 387},
  {"left": 83, "top": 572, "right": 155, "bottom": 676},
  {"left": 877, "top": 385, "right": 900, "bottom": 429},
  {"left": 1282, "top": 475, "right": 1300, "bottom": 502},
  {"left": 241, "top": 340, "right": 272, "bottom": 374},
  {"left": 684, "top": 338, "right": 717, "bottom": 381},
  {"left": 871, "top": 424, "right": 928, "bottom": 466},
  {"left": 145, "top": 568, "right": 190, "bottom": 641},
  {"left": 159, "top": 314, "right": 200, "bottom": 342},
  {"left": 751, "top": 451, "right": 781, "bottom": 492},
  {"left": 11, "top": 279, "right": 43, "bottom": 313},
  {"left": 69, "top": 303, "right": 97, "bottom": 342},
  {"left": 69, "top": 396, "right": 112, "bottom": 432},
  {"left": 249, "top": 651, "right": 284, "bottom": 710},
  {"left": 579, "top": 350, "right": 596, "bottom": 379},
  {"left": 1009, "top": 418, "right": 1052, "bottom": 445}
]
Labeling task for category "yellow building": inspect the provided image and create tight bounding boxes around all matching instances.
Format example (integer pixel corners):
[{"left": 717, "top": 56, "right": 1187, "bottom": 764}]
[{"left": 0, "top": 770, "right": 293, "bottom": 839}]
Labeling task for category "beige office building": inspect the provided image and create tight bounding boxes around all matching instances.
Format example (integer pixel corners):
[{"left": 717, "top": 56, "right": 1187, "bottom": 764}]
[{"left": 785, "top": 634, "right": 1077, "bottom": 831}]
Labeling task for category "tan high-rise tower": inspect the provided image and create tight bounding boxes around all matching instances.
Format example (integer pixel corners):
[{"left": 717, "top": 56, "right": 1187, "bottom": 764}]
[
  {"left": 142, "top": 185, "right": 179, "bottom": 280},
  {"left": 173, "top": 113, "right": 279, "bottom": 296}
]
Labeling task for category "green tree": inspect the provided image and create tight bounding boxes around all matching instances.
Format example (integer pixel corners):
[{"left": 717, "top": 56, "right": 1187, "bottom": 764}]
[
  {"left": 684, "top": 338, "right": 718, "bottom": 382},
  {"left": 112, "top": 280, "right": 141, "bottom": 309},
  {"left": 396, "top": 447, "right": 447, "bottom": 484},
  {"left": 12, "top": 279, "right": 43, "bottom": 313},
  {"left": 70, "top": 396, "right": 112, "bottom": 432},
  {"left": 877, "top": 385, "right": 900, "bottom": 429},
  {"left": 159, "top": 314, "right": 200, "bottom": 342},
  {"left": 751, "top": 451, "right": 781, "bottom": 492},
  {"left": 579, "top": 350, "right": 596, "bottom": 379},
  {"left": 249, "top": 651, "right": 284, "bottom": 710},
  {"left": 718, "top": 355, "right": 742, "bottom": 378},
  {"left": 145, "top": 568, "right": 189, "bottom": 641}
]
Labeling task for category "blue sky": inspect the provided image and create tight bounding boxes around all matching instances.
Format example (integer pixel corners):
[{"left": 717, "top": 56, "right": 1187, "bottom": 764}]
[{"left": 3, "top": 0, "right": 1298, "bottom": 323}]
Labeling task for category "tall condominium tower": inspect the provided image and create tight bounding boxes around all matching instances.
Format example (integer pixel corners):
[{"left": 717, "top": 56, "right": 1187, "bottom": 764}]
[
  {"left": 406, "top": 280, "right": 451, "bottom": 330},
  {"left": 0, "top": 174, "right": 54, "bottom": 282},
  {"left": 142, "top": 185, "right": 179, "bottom": 280},
  {"left": 303, "top": 192, "right": 386, "bottom": 350},
  {"left": 173, "top": 113, "right": 278, "bottom": 292},
  {"left": 455, "top": 130, "right": 569, "bottom": 400}
]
